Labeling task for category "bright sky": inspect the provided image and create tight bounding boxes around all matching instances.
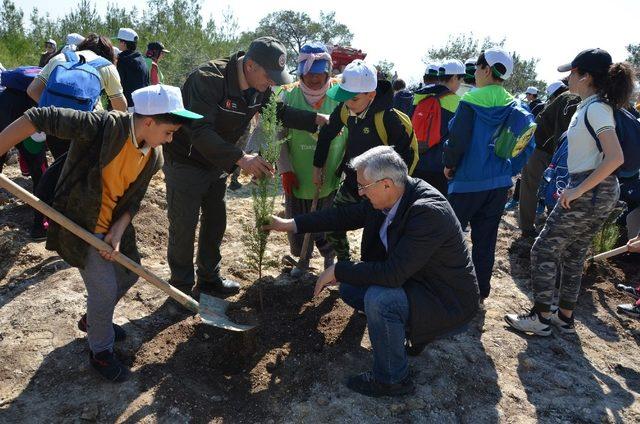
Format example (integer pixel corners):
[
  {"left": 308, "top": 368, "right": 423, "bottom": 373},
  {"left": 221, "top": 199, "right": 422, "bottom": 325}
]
[{"left": 15, "top": 0, "right": 640, "bottom": 87}]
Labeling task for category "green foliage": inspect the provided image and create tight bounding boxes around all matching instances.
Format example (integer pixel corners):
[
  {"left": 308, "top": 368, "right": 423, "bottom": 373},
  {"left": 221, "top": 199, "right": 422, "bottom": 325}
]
[
  {"left": 0, "top": 0, "right": 242, "bottom": 86},
  {"left": 592, "top": 212, "right": 621, "bottom": 255},
  {"left": 242, "top": 10, "right": 353, "bottom": 69},
  {"left": 423, "top": 33, "right": 546, "bottom": 95},
  {"left": 242, "top": 94, "right": 286, "bottom": 280},
  {"left": 375, "top": 59, "right": 395, "bottom": 81}
]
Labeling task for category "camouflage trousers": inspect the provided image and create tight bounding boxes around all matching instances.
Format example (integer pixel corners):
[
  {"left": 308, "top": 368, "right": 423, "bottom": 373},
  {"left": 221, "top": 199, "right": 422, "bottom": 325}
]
[
  {"left": 326, "top": 184, "right": 362, "bottom": 261},
  {"left": 531, "top": 173, "right": 619, "bottom": 312},
  {"left": 285, "top": 192, "right": 335, "bottom": 260}
]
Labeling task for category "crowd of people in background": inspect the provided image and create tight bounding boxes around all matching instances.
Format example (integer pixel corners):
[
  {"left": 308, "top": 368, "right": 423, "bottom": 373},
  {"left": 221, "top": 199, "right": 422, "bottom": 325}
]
[{"left": 0, "top": 30, "right": 639, "bottom": 396}]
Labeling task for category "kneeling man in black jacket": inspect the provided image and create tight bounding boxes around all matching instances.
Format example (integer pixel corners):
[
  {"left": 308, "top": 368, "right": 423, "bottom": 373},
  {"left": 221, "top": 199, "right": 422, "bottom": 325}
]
[{"left": 265, "top": 146, "right": 479, "bottom": 397}]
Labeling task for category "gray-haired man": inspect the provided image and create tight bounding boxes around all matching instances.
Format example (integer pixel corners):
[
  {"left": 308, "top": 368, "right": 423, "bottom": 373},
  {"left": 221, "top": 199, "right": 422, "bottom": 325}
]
[{"left": 266, "top": 146, "right": 479, "bottom": 397}]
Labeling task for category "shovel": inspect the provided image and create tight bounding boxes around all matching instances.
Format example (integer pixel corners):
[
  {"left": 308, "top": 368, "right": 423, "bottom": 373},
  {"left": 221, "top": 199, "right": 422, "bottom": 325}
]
[
  {"left": 588, "top": 239, "right": 640, "bottom": 262},
  {"left": 0, "top": 173, "right": 253, "bottom": 332}
]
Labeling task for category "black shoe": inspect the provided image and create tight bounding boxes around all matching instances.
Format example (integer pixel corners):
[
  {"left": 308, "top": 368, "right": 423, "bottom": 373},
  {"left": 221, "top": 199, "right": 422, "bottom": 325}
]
[
  {"left": 78, "top": 314, "right": 127, "bottom": 342},
  {"left": 521, "top": 229, "right": 539, "bottom": 238},
  {"left": 89, "top": 350, "right": 129, "bottom": 382},
  {"left": 30, "top": 224, "right": 47, "bottom": 241},
  {"left": 405, "top": 340, "right": 427, "bottom": 357},
  {"left": 200, "top": 278, "right": 241, "bottom": 295},
  {"left": 228, "top": 179, "right": 242, "bottom": 191},
  {"left": 346, "top": 371, "right": 415, "bottom": 397}
]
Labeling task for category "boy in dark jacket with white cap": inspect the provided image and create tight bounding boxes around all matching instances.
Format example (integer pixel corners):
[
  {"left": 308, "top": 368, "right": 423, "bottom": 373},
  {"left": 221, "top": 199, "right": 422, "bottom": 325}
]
[{"left": 116, "top": 27, "right": 149, "bottom": 106}]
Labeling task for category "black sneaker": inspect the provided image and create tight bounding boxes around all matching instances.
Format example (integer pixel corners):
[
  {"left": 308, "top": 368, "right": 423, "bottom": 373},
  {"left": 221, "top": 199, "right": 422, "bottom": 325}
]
[
  {"left": 346, "top": 371, "right": 415, "bottom": 397},
  {"left": 617, "top": 303, "right": 640, "bottom": 319},
  {"left": 78, "top": 314, "right": 127, "bottom": 342},
  {"left": 550, "top": 310, "right": 576, "bottom": 334},
  {"left": 89, "top": 350, "right": 129, "bottom": 382},
  {"left": 199, "top": 277, "right": 241, "bottom": 295},
  {"left": 616, "top": 284, "right": 640, "bottom": 300},
  {"left": 405, "top": 340, "right": 427, "bottom": 357}
]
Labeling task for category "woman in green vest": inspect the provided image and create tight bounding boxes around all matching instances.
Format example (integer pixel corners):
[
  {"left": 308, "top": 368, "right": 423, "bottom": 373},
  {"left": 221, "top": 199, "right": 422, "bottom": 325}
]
[{"left": 278, "top": 42, "right": 347, "bottom": 272}]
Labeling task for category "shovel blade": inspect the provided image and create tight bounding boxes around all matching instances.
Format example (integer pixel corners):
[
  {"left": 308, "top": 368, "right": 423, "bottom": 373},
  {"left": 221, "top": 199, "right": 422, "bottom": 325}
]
[{"left": 198, "top": 293, "right": 255, "bottom": 332}]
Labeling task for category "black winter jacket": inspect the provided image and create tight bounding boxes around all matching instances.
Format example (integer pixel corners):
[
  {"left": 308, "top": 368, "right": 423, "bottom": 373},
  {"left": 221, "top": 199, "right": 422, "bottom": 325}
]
[
  {"left": 117, "top": 50, "right": 149, "bottom": 106},
  {"left": 295, "top": 178, "right": 479, "bottom": 343}
]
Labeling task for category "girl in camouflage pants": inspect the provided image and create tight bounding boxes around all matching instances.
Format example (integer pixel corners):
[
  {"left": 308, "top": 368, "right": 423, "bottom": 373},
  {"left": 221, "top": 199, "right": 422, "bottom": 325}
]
[{"left": 506, "top": 49, "right": 634, "bottom": 336}]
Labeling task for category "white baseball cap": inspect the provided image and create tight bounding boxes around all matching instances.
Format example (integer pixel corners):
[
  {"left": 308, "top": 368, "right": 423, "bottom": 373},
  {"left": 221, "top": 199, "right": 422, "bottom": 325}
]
[
  {"left": 117, "top": 28, "right": 138, "bottom": 42},
  {"left": 66, "top": 33, "right": 85, "bottom": 46},
  {"left": 439, "top": 59, "right": 466, "bottom": 76},
  {"left": 483, "top": 48, "right": 514, "bottom": 80},
  {"left": 132, "top": 84, "right": 203, "bottom": 120},
  {"left": 546, "top": 81, "right": 566, "bottom": 97},
  {"left": 425, "top": 63, "right": 440, "bottom": 77},
  {"left": 525, "top": 86, "right": 538, "bottom": 95},
  {"left": 327, "top": 60, "right": 377, "bottom": 102}
]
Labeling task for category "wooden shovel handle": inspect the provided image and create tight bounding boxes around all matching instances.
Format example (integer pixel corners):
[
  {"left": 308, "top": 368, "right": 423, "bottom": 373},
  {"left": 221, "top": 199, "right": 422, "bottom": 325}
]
[
  {"left": 589, "top": 245, "right": 629, "bottom": 261},
  {"left": 297, "top": 186, "right": 321, "bottom": 269},
  {"left": 0, "top": 173, "right": 199, "bottom": 313}
]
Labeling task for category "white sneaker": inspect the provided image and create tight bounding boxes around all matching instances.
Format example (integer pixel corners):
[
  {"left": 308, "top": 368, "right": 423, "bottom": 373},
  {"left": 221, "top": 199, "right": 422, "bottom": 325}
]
[
  {"left": 505, "top": 308, "right": 552, "bottom": 336},
  {"left": 550, "top": 310, "right": 576, "bottom": 334}
]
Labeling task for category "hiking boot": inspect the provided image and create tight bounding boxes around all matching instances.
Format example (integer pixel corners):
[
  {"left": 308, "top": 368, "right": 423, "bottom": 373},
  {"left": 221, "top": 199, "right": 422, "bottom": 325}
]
[
  {"left": 617, "top": 303, "right": 640, "bottom": 319},
  {"left": 504, "top": 308, "right": 552, "bottom": 336},
  {"left": 89, "top": 350, "right": 129, "bottom": 382},
  {"left": 616, "top": 283, "right": 640, "bottom": 299},
  {"left": 504, "top": 198, "right": 519, "bottom": 211},
  {"left": 78, "top": 314, "right": 127, "bottom": 342},
  {"left": 550, "top": 310, "right": 575, "bottom": 334},
  {"left": 346, "top": 371, "right": 415, "bottom": 397}
]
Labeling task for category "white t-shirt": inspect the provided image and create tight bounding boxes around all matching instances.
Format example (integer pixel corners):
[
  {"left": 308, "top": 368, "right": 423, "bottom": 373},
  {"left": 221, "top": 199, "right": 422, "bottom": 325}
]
[{"left": 566, "top": 94, "right": 615, "bottom": 174}]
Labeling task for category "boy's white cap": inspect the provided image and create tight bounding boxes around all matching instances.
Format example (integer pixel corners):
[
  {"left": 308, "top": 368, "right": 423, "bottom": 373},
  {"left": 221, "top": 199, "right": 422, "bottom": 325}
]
[
  {"left": 439, "top": 59, "right": 466, "bottom": 76},
  {"left": 425, "top": 63, "right": 440, "bottom": 76},
  {"left": 484, "top": 48, "right": 514, "bottom": 80},
  {"left": 327, "top": 60, "right": 377, "bottom": 102},
  {"left": 117, "top": 28, "right": 138, "bottom": 42},
  {"left": 546, "top": 81, "right": 566, "bottom": 96},
  {"left": 525, "top": 86, "right": 538, "bottom": 95},
  {"left": 132, "top": 84, "right": 203, "bottom": 120},
  {"left": 66, "top": 33, "right": 85, "bottom": 46}
]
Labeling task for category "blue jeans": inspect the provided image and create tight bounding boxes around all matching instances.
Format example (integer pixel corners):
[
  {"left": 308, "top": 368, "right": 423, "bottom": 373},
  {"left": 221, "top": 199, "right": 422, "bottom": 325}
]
[{"left": 339, "top": 283, "right": 410, "bottom": 384}]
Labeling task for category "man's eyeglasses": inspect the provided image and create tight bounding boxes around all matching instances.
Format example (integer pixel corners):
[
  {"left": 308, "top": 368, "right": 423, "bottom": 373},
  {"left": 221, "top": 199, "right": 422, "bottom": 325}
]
[{"left": 357, "top": 179, "right": 384, "bottom": 192}]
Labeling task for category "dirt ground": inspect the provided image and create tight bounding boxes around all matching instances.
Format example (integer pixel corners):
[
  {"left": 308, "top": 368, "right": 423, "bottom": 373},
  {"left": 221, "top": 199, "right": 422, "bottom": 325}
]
[{"left": 1, "top": 164, "right": 639, "bottom": 424}]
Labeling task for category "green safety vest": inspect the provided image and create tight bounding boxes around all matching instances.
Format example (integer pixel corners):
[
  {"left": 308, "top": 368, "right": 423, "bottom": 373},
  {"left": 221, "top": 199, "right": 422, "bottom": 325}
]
[{"left": 281, "top": 82, "right": 347, "bottom": 199}]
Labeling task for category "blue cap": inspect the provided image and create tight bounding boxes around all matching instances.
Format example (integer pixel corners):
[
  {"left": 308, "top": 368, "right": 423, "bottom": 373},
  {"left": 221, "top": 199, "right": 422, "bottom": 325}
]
[{"left": 297, "top": 42, "right": 330, "bottom": 76}]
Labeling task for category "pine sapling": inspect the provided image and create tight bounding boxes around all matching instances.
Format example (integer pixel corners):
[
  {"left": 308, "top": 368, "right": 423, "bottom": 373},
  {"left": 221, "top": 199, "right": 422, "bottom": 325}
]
[{"left": 242, "top": 93, "right": 286, "bottom": 291}]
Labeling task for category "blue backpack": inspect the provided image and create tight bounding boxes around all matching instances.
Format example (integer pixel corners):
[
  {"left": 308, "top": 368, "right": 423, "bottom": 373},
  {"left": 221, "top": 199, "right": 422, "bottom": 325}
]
[
  {"left": 539, "top": 133, "right": 570, "bottom": 209},
  {"left": 492, "top": 101, "right": 537, "bottom": 160},
  {"left": 584, "top": 100, "right": 640, "bottom": 175},
  {"left": 0, "top": 66, "right": 41, "bottom": 92},
  {"left": 39, "top": 51, "right": 110, "bottom": 111}
]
